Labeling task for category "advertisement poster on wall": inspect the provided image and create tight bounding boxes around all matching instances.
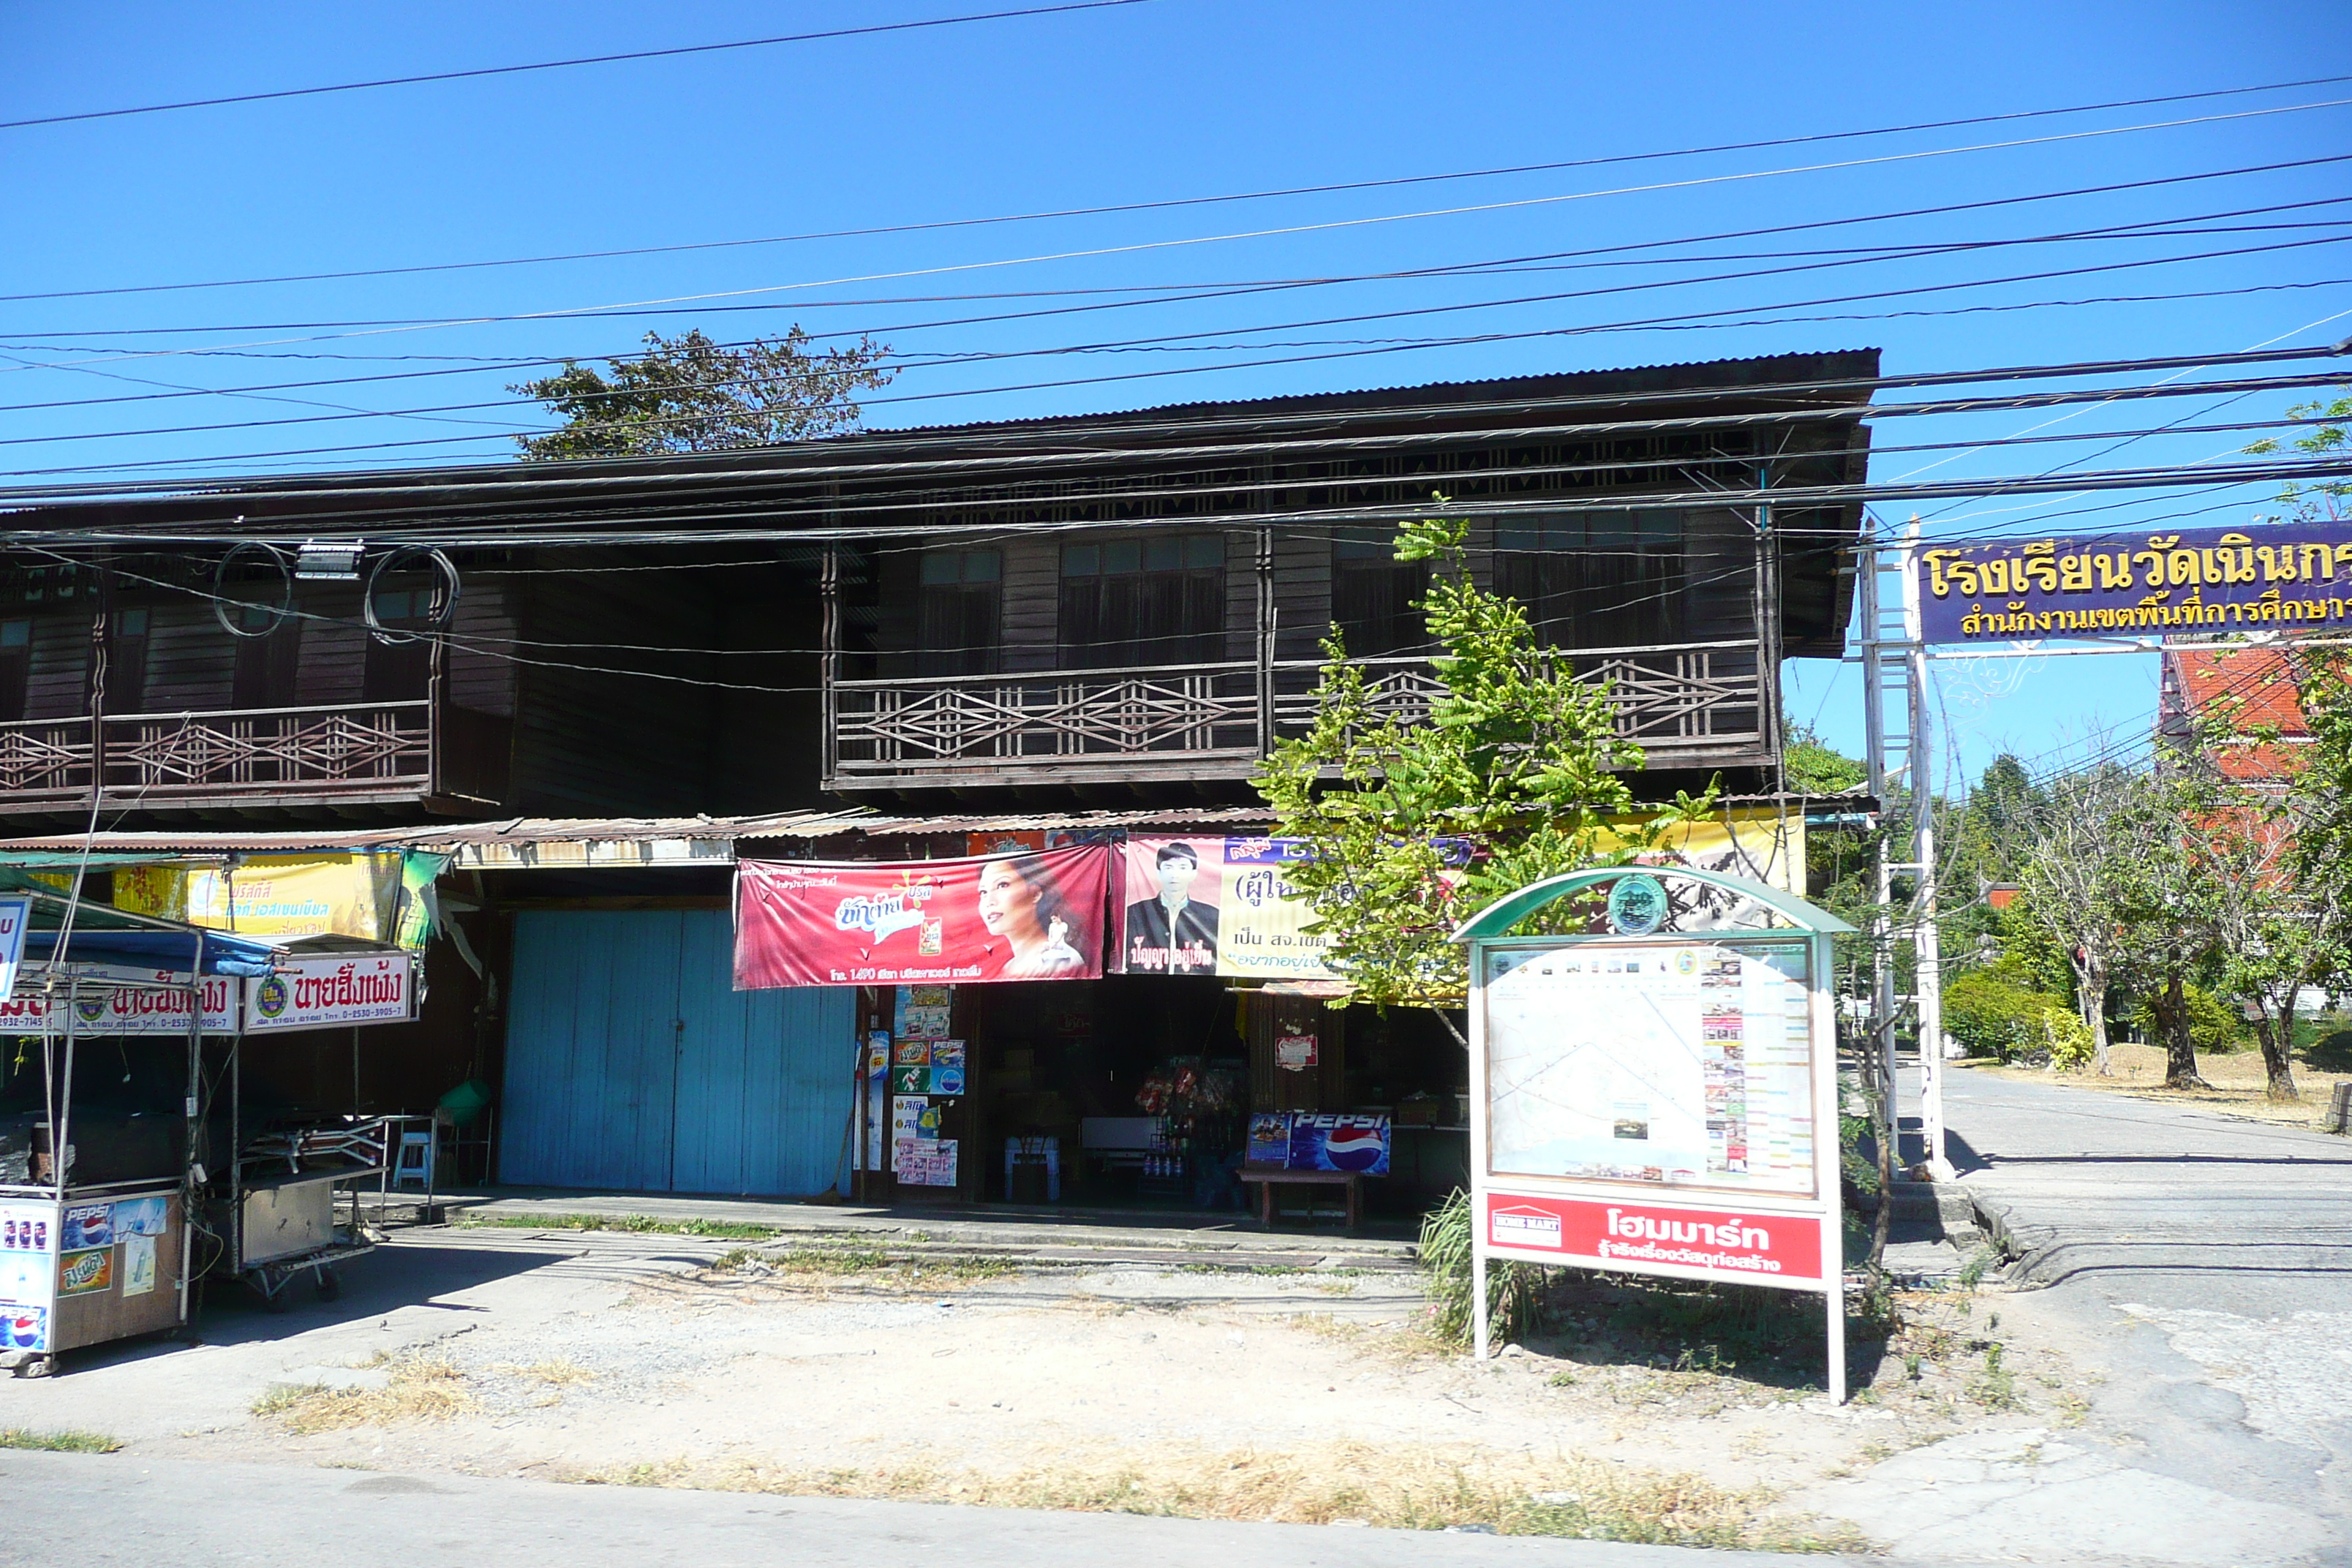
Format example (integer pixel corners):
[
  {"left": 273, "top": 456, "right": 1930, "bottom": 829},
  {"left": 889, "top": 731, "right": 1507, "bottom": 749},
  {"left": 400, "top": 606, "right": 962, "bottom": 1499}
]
[
  {"left": 736, "top": 848, "right": 1110, "bottom": 988},
  {"left": 1112, "top": 837, "right": 1341, "bottom": 982}
]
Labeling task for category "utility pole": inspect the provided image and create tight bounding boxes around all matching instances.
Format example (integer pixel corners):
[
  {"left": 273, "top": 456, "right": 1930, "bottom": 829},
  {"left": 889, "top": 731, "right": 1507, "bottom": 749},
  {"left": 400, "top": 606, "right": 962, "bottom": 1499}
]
[{"left": 1858, "top": 519, "right": 1950, "bottom": 1181}]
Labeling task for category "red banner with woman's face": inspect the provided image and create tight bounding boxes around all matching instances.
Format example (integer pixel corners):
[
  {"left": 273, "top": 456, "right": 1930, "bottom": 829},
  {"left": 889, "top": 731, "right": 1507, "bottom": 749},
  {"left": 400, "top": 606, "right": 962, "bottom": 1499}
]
[{"left": 734, "top": 846, "right": 1110, "bottom": 988}]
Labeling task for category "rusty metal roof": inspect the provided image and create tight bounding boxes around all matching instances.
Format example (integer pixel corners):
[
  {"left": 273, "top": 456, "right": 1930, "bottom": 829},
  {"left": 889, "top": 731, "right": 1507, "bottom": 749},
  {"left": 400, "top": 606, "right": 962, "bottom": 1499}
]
[{"left": 0, "top": 805, "right": 1278, "bottom": 861}]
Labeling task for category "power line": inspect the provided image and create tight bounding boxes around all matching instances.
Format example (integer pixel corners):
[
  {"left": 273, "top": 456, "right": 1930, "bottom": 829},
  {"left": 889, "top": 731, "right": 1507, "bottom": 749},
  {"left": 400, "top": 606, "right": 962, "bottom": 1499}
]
[
  {"left": 5, "top": 343, "right": 2345, "bottom": 506},
  {"left": 7, "top": 70, "right": 2348, "bottom": 302},
  {"left": 14, "top": 93, "right": 2351, "bottom": 374},
  {"left": 11, "top": 154, "right": 2343, "bottom": 415},
  {"left": 20, "top": 218, "right": 2348, "bottom": 451},
  {"left": 0, "top": 1, "right": 1158, "bottom": 133}
]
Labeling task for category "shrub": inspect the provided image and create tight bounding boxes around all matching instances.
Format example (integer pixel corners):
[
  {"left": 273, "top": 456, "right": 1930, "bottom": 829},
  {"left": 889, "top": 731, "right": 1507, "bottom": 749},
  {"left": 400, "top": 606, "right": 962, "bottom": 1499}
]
[
  {"left": 2038, "top": 1006, "right": 2095, "bottom": 1071},
  {"left": 1420, "top": 1190, "right": 1546, "bottom": 1347},
  {"left": 1944, "top": 971, "right": 2068, "bottom": 1061},
  {"left": 2130, "top": 982, "right": 2253, "bottom": 1055}
]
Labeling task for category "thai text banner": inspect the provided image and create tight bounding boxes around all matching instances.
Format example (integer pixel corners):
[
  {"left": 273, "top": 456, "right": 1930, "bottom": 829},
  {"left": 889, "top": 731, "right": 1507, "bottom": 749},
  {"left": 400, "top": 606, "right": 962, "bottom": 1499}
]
[
  {"left": 1915, "top": 522, "right": 2352, "bottom": 644},
  {"left": 0, "top": 976, "right": 238, "bottom": 1035},
  {"left": 244, "top": 954, "right": 415, "bottom": 1032},
  {"left": 736, "top": 846, "right": 1110, "bottom": 988}
]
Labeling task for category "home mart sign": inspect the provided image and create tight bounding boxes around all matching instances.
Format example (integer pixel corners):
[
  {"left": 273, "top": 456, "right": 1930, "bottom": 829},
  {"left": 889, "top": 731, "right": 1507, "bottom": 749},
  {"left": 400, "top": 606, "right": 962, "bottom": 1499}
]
[{"left": 1452, "top": 865, "right": 1856, "bottom": 1403}]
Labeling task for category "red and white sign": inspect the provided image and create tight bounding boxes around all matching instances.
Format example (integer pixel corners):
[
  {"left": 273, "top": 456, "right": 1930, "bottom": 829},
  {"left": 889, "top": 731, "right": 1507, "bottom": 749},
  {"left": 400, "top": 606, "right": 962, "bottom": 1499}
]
[
  {"left": 1482, "top": 1192, "right": 1826, "bottom": 1286},
  {"left": 0, "top": 975, "right": 238, "bottom": 1035},
  {"left": 244, "top": 954, "right": 415, "bottom": 1031},
  {"left": 736, "top": 848, "right": 1110, "bottom": 988}
]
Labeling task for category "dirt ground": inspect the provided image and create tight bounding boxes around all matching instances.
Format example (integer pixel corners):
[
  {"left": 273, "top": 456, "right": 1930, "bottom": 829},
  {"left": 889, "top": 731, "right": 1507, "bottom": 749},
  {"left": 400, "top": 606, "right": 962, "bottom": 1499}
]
[
  {"left": 1979, "top": 1037, "right": 2352, "bottom": 1128},
  {"left": 7, "top": 1224, "right": 2088, "bottom": 1550}
]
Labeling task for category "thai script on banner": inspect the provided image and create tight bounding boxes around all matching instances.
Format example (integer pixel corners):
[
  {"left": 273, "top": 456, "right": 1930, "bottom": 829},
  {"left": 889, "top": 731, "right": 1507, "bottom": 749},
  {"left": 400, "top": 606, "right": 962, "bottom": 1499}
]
[
  {"left": 736, "top": 848, "right": 1110, "bottom": 988},
  {"left": 1113, "top": 836, "right": 1342, "bottom": 981},
  {"left": 0, "top": 975, "right": 238, "bottom": 1034},
  {"left": 1482, "top": 1193, "right": 1825, "bottom": 1285},
  {"left": 1915, "top": 522, "right": 2352, "bottom": 644},
  {"left": 244, "top": 954, "right": 415, "bottom": 1031}
]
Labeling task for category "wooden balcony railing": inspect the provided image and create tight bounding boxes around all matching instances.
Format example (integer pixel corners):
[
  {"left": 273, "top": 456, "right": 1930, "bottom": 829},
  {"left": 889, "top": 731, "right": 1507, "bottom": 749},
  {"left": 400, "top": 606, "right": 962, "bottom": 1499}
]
[
  {"left": 0, "top": 699, "right": 510, "bottom": 810},
  {"left": 826, "top": 639, "right": 1765, "bottom": 788}
]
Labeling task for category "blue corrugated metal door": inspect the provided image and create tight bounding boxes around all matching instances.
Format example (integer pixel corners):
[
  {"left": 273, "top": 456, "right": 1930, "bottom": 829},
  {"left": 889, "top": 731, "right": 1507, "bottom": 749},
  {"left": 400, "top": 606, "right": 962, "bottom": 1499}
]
[
  {"left": 500, "top": 910, "right": 853, "bottom": 1195},
  {"left": 671, "top": 912, "right": 854, "bottom": 1195},
  {"left": 501, "top": 911, "right": 682, "bottom": 1191}
]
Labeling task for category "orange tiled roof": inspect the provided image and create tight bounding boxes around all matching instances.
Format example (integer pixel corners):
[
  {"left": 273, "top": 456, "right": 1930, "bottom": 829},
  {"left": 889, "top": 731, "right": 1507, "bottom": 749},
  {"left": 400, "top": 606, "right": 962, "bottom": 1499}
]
[{"left": 2166, "top": 647, "right": 2311, "bottom": 783}]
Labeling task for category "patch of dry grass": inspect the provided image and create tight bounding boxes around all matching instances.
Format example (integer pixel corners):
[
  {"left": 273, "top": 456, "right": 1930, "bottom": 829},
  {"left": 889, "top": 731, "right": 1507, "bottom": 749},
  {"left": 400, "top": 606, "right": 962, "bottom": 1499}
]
[
  {"left": 1979, "top": 1041, "right": 2350, "bottom": 1126},
  {"left": 252, "top": 1354, "right": 473, "bottom": 1434},
  {"left": 559, "top": 1441, "right": 1865, "bottom": 1551}
]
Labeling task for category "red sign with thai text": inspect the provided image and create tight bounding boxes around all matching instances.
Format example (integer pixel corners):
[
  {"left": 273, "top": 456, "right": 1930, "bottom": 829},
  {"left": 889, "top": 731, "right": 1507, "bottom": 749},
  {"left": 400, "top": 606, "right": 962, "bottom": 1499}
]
[
  {"left": 1483, "top": 1191, "right": 1825, "bottom": 1287},
  {"left": 736, "top": 847, "right": 1110, "bottom": 988}
]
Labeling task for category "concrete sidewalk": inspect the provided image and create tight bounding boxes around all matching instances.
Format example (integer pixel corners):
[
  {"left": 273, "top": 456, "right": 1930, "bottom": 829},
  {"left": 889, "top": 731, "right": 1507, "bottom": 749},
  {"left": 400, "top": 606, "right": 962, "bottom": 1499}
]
[
  {"left": 1793, "top": 1066, "right": 2352, "bottom": 1567},
  {"left": 1940, "top": 1068, "right": 2352, "bottom": 1311},
  {"left": 431, "top": 1186, "right": 1422, "bottom": 1270}
]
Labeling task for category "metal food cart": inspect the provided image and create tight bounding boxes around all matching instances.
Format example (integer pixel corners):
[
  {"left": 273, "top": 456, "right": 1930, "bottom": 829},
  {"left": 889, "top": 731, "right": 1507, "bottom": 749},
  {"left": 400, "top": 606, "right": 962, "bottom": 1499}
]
[
  {"left": 0, "top": 892, "right": 279, "bottom": 1378},
  {"left": 0, "top": 884, "right": 421, "bottom": 1374}
]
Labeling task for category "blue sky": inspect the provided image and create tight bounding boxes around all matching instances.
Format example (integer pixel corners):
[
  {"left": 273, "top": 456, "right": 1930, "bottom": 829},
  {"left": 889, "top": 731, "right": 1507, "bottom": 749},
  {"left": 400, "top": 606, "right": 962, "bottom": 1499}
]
[{"left": 4, "top": 1, "right": 2348, "bottom": 793}]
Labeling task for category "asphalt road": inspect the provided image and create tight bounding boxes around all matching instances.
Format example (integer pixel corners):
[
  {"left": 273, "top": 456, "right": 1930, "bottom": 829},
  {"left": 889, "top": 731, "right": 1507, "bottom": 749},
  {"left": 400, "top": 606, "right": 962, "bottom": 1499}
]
[
  {"left": 1942, "top": 1065, "right": 2352, "bottom": 1312},
  {"left": 0, "top": 1450, "right": 1876, "bottom": 1568},
  {"left": 1801, "top": 1066, "right": 2352, "bottom": 1567}
]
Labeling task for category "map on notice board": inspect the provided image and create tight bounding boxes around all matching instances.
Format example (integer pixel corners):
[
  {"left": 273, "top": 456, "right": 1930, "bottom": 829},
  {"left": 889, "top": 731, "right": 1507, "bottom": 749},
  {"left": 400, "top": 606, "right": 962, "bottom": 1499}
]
[{"left": 1482, "top": 938, "right": 1815, "bottom": 1197}]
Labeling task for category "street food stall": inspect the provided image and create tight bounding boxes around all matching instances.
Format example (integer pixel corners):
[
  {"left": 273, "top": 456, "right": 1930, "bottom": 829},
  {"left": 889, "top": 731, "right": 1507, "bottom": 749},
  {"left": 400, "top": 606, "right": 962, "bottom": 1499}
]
[{"left": 0, "top": 878, "right": 418, "bottom": 1376}]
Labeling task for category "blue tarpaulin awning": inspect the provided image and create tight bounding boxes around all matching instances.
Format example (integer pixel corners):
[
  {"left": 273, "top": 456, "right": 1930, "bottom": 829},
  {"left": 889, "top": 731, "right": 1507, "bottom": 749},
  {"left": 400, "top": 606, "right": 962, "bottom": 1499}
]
[{"left": 21, "top": 928, "right": 282, "bottom": 979}]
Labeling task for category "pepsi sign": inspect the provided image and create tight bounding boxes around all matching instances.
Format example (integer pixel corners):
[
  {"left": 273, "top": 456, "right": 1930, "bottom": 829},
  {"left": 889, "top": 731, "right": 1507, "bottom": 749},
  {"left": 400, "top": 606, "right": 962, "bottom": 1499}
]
[{"left": 1288, "top": 1113, "right": 1390, "bottom": 1176}]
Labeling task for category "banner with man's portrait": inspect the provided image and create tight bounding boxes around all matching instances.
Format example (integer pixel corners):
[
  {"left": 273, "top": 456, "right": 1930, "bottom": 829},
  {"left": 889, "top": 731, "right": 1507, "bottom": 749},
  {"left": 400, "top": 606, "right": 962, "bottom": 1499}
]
[
  {"left": 735, "top": 847, "right": 1109, "bottom": 988},
  {"left": 1112, "top": 837, "right": 1342, "bottom": 982}
]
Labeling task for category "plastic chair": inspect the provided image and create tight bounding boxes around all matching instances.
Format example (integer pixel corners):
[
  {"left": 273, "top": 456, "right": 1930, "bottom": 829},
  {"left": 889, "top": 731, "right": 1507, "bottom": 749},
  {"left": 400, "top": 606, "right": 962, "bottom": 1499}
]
[{"left": 392, "top": 1128, "right": 434, "bottom": 1192}]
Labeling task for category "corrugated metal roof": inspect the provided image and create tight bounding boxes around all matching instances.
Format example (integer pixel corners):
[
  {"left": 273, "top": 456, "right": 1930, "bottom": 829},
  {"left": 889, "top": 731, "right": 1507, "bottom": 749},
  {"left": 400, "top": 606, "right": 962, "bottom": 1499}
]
[{"left": 0, "top": 805, "right": 1278, "bottom": 859}]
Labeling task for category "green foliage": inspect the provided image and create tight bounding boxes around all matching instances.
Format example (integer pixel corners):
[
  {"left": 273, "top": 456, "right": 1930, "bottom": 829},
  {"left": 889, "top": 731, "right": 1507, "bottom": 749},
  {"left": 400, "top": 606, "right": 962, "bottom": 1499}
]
[
  {"left": 1254, "top": 512, "right": 1712, "bottom": 1008},
  {"left": 1420, "top": 1189, "right": 1545, "bottom": 1347},
  {"left": 2038, "top": 1006, "right": 2095, "bottom": 1071},
  {"left": 2132, "top": 981, "right": 2252, "bottom": 1055},
  {"left": 1784, "top": 725, "right": 1867, "bottom": 795},
  {"left": 1943, "top": 965, "right": 2069, "bottom": 1060},
  {"left": 510, "top": 327, "right": 893, "bottom": 459},
  {"left": 1990, "top": 896, "right": 2077, "bottom": 1001},
  {"left": 0, "top": 1428, "right": 120, "bottom": 1453},
  {"left": 2244, "top": 393, "right": 2351, "bottom": 514}
]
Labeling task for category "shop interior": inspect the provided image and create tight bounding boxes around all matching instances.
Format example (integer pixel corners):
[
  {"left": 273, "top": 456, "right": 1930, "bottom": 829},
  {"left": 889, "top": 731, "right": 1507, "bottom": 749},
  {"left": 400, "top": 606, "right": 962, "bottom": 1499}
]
[{"left": 872, "top": 976, "right": 1469, "bottom": 1218}]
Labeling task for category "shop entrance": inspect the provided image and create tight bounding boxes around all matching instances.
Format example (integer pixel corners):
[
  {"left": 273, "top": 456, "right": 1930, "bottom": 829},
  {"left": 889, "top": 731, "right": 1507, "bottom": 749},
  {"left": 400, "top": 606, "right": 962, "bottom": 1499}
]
[{"left": 501, "top": 910, "right": 853, "bottom": 1196}]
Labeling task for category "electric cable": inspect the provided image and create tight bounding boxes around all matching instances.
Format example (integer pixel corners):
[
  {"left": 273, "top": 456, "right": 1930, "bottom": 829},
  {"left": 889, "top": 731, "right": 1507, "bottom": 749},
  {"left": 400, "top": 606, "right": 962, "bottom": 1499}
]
[
  {"left": 28, "top": 202, "right": 2345, "bottom": 449},
  {"left": 5, "top": 69, "right": 2345, "bottom": 301},
  {"left": 0, "top": 1, "right": 1160, "bottom": 133},
  {"left": 12, "top": 93, "right": 2351, "bottom": 375}
]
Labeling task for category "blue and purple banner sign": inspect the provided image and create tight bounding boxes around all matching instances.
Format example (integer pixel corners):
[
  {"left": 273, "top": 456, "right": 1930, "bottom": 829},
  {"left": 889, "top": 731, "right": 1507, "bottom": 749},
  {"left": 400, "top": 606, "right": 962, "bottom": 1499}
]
[{"left": 1915, "top": 521, "right": 2352, "bottom": 644}]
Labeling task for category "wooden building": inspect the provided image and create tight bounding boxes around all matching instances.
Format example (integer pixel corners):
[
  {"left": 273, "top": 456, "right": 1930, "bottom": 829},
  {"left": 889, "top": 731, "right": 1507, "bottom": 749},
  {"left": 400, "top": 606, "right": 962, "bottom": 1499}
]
[
  {"left": 0, "top": 349, "right": 1874, "bottom": 827},
  {"left": 0, "top": 350, "right": 1877, "bottom": 1213}
]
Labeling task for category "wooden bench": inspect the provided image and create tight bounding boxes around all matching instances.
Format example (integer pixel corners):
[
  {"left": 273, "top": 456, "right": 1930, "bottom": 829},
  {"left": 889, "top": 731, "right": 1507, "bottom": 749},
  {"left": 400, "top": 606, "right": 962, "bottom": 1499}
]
[{"left": 1240, "top": 1166, "right": 1362, "bottom": 1232}]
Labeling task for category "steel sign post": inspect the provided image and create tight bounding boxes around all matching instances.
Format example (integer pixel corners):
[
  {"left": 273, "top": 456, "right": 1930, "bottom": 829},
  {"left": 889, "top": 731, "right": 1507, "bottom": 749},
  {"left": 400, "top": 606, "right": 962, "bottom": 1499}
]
[{"left": 1455, "top": 867, "right": 1855, "bottom": 1403}]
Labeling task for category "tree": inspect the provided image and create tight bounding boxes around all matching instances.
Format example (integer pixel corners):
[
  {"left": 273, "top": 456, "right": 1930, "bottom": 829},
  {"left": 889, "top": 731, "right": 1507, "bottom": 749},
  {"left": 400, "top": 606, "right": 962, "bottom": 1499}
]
[
  {"left": 2013, "top": 762, "right": 2152, "bottom": 1075},
  {"left": 2201, "top": 647, "right": 2352, "bottom": 1101},
  {"left": 1254, "top": 511, "right": 1710, "bottom": 1032},
  {"left": 509, "top": 327, "right": 894, "bottom": 459}
]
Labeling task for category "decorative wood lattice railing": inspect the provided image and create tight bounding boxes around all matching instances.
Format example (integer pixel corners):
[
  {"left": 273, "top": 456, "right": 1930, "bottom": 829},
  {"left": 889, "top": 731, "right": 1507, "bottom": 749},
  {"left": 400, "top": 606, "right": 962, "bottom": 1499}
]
[
  {"left": 0, "top": 700, "right": 508, "bottom": 807},
  {"left": 829, "top": 641, "right": 1763, "bottom": 785}
]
